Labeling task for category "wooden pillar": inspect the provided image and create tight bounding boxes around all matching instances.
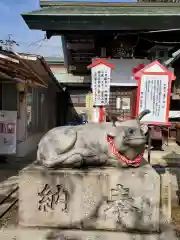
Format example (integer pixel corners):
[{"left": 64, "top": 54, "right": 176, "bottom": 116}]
[{"left": 160, "top": 169, "right": 172, "bottom": 223}]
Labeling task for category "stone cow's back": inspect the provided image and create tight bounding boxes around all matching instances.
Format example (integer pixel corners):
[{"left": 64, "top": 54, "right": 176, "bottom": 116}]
[{"left": 37, "top": 123, "right": 111, "bottom": 166}]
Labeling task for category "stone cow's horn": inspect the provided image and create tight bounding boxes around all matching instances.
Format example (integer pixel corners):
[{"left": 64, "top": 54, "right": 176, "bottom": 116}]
[{"left": 137, "top": 109, "right": 151, "bottom": 121}]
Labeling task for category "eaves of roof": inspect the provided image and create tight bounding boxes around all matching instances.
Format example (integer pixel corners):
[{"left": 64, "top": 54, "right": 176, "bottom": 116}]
[
  {"left": 0, "top": 50, "right": 62, "bottom": 90},
  {"left": 45, "top": 57, "right": 64, "bottom": 64},
  {"left": 22, "top": 5, "right": 180, "bottom": 16}
]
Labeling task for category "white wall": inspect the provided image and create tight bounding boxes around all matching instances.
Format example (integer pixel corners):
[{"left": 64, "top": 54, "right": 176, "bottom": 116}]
[
  {"left": 50, "top": 59, "right": 174, "bottom": 87},
  {"left": 103, "top": 59, "right": 150, "bottom": 86},
  {"left": 16, "top": 133, "right": 43, "bottom": 157},
  {"left": 16, "top": 84, "right": 59, "bottom": 158},
  {"left": 16, "top": 91, "right": 45, "bottom": 158},
  {"left": 50, "top": 59, "right": 150, "bottom": 86}
]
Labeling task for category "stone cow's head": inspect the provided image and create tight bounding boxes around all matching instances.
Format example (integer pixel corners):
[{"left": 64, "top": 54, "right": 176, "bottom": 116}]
[{"left": 107, "top": 109, "right": 150, "bottom": 163}]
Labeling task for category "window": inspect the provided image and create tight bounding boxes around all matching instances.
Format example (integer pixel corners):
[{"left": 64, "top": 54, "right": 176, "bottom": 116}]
[
  {"left": 116, "top": 97, "right": 131, "bottom": 110},
  {"left": 109, "top": 89, "right": 133, "bottom": 119},
  {"left": 37, "top": 92, "right": 45, "bottom": 131},
  {"left": 27, "top": 88, "right": 33, "bottom": 133},
  {"left": 71, "top": 94, "right": 86, "bottom": 104},
  {"left": 70, "top": 91, "right": 86, "bottom": 107}
]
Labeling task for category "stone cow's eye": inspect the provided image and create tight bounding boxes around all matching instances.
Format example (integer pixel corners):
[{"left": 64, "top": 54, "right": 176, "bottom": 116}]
[{"left": 128, "top": 128, "right": 134, "bottom": 135}]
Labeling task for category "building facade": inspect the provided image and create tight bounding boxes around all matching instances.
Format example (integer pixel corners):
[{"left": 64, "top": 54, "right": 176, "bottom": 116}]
[
  {"left": 0, "top": 51, "right": 63, "bottom": 157},
  {"left": 22, "top": 0, "right": 180, "bottom": 121}
]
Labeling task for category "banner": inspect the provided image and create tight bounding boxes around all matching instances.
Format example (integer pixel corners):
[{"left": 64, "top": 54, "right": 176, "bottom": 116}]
[
  {"left": 0, "top": 111, "right": 17, "bottom": 155},
  {"left": 91, "top": 65, "right": 111, "bottom": 106}
]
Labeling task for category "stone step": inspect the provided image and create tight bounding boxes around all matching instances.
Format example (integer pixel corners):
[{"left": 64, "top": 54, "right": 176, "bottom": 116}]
[{"left": 0, "top": 227, "right": 178, "bottom": 240}]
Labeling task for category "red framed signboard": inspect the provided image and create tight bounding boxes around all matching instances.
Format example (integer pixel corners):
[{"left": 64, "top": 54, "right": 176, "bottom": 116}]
[
  {"left": 87, "top": 58, "right": 115, "bottom": 106},
  {"left": 134, "top": 60, "right": 175, "bottom": 125},
  {"left": 87, "top": 58, "right": 115, "bottom": 122}
]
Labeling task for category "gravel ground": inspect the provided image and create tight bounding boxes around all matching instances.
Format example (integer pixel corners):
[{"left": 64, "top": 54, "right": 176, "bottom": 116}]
[
  {"left": 0, "top": 151, "right": 35, "bottom": 230},
  {"left": 0, "top": 204, "right": 18, "bottom": 228},
  {"left": 172, "top": 203, "right": 180, "bottom": 237}
]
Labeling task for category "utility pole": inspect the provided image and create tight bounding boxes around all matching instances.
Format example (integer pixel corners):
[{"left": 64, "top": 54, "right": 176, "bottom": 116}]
[{"left": 0, "top": 34, "right": 19, "bottom": 51}]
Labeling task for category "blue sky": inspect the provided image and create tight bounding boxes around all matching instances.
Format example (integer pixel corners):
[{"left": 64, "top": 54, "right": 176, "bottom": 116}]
[
  {"left": 0, "top": 0, "right": 63, "bottom": 57},
  {"left": 0, "top": 0, "right": 136, "bottom": 57}
]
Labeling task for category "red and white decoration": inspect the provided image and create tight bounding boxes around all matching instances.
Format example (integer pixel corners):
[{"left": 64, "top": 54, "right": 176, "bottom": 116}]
[
  {"left": 88, "top": 58, "right": 115, "bottom": 106},
  {"left": 132, "top": 63, "right": 145, "bottom": 75},
  {"left": 87, "top": 58, "right": 115, "bottom": 122},
  {"left": 0, "top": 111, "right": 17, "bottom": 155},
  {"left": 134, "top": 60, "right": 175, "bottom": 125},
  {"left": 92, "top": 107, "right": 105, "bottom": 123},
  {"left": 107, "top": 135, "right": 143, "bottom": 167}
]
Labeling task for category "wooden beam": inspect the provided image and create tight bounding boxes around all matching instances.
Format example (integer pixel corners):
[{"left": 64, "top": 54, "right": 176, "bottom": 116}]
[
  {"left": 0, "top": 59, "right": 35, "bottom": 77},
  {"left": 0, "top": 66, "right": 42, "bottom": 85},
  {"left": 27, "top": 80, "right": 48, "bottom": 88},
  {"left": 0, "top": 53, "right": 48, "bottom": 88},
  {"left": 24, "top": 15, "right": 180, "bottom": 32},
  {"left": 67, "top": 42, "right": 94, "bottom": 51},
  {"left": 0, "top": 64, "right": 34, "bottom": 79},
  {"left": 0, "top": 53, "right": 19, "bottom": 63},
  {"left": 14, "top": 52, "right": 47, "bottom": 86}
]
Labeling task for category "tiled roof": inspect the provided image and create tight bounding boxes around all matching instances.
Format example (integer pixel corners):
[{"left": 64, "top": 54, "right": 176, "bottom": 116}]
[
  {"left": 22, "top": 5, "right": 180, "bottom": 16},
  {"left": 45, "top": 56, "right": 64, "bottom": 63},
  {"left": 0, "top": 50, "right": 62, "bottom": 89}
]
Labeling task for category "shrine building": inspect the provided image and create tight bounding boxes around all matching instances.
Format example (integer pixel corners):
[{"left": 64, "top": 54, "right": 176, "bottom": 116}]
[{"left": 21, "top": 0, "right": 180, "bottom": 120}]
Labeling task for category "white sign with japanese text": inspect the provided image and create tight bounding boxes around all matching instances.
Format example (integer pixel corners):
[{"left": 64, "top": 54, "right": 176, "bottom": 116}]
[
  {"left": 138, "top": 74, "right": 169, "bottom": 124},
  {"left": 91, "top": 64, "right": 111, "bottom": 106},
  {"left": 0, "top": 111, "right": 17, "bottom": 155}
]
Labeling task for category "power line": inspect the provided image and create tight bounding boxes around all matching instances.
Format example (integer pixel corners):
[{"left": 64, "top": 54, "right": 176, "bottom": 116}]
[
  {"left": 114, "top": 28, "right": 180, "bottom": 38},
  {"left": 27, "top": 35, "right": 47, "bottom": 47},
  {"left": 140, "top": 37, "right": 180, "bottom": 44},
  {"left": 19, "top": 44, "right": 63, "bottom": 49},
  {"left": 16, "top": 39, "right": 63, "bottom": 52},
  {"left": 0, "top": 34, "right": 63, "bottom": 57}
]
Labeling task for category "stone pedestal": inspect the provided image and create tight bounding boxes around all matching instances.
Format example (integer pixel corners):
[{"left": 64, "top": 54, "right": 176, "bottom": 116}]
[{"left": 19, "top": 163, "right": 160, "bottom": 232}]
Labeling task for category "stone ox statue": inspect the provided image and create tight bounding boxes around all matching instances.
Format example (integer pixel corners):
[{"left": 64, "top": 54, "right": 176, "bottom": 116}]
[{"left": 37, "top": 109, "right": 150, "bottom": 168}]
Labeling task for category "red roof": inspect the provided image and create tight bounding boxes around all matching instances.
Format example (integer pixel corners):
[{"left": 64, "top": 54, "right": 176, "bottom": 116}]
[
  {"left": 134, "top": 60, "right": 176, "bottom": 81},
  {"left": 87, "top": 58, "right": 115, "bottom": 70}
]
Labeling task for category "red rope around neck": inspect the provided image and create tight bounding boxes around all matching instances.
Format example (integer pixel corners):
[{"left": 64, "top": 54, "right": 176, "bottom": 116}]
[{"left": 107, "top": 135, "right": 143, "bottom": 167}]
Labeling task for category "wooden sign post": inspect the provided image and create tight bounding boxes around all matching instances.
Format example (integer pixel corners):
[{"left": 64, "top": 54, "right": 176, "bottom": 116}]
[
  {"left": 134, "top": 60, "right": 176, "bottom": 162},
  {"left": 87, "top": 58, "right": 115, "bottom": 122}
]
